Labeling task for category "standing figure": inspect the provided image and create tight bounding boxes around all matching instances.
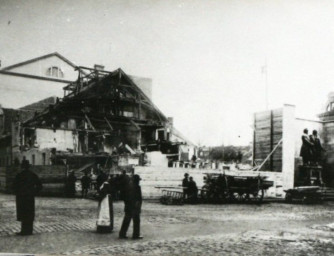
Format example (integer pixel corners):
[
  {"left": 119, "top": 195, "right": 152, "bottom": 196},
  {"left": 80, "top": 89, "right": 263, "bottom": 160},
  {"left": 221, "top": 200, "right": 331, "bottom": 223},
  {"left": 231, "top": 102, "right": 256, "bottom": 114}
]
[
  {"left": 119, "top": 175, "right": 143, "bottom": 239},
  {"left": 182, "top": 173, "right": 189, "bottom": 199},
  {"left": 13, "top": 160, "right": 42, "bottom": 235},
  {"left": 188, "top": 176, "right": 198, "bottom": 204},
  {"left": 191, "top": 154, "right": 197, "bottom": 168},
  {"left": 311, "top": 130, "right": 325, "bottom": 165},
  {"left": 300, "top": 129, "right": 314, "bottom": 166},
  {"left": 66, "top": 171, "right": 77, "bottom": 197},
  {"left": 119, "top": 170, "right": 130, "bottom": 201},
  {"left": 81, "top": 172, "right": 91, "bottom": 198},
  {"left": 96, "top": 169, "right": 108, "bottom": 193},
  {"left": 96, "top": 180, "right": 113, "bottom": 233}
]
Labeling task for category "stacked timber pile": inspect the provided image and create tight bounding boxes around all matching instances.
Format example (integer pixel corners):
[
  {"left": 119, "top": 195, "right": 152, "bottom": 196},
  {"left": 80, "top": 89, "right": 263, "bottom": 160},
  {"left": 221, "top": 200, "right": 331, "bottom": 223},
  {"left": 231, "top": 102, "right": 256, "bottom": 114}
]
[{"left": 253, "top": 109, "right": 283, "bottom": 172}]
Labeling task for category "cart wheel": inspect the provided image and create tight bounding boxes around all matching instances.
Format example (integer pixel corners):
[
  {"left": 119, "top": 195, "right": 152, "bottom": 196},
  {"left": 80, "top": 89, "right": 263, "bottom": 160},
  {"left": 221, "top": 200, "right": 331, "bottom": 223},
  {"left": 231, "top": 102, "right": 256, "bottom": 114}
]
[
  {"left": 249, "top": 189, "right": 264, "bottom": 203},
  {"left": 285, "top": 192, "right": 293, "bottom": 203},
  {"left": 234, "top": 192, "right": 247, "bottom": 202}
]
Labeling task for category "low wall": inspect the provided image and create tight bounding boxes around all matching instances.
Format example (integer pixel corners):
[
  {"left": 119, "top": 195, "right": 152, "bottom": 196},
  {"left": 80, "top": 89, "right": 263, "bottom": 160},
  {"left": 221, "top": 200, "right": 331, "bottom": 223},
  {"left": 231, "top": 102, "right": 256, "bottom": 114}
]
[
  {"left": 4, "top": 165, "right": 67, "bottom": 196},
  {"left": 135, "top": 166, "right": 284, "bottom": 199}
]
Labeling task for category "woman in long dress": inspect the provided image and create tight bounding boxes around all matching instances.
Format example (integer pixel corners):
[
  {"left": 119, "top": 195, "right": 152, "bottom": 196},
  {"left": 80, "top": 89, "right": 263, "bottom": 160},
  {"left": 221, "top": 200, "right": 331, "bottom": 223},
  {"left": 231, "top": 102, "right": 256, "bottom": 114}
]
[{"left": 96, "top": 180, "right": 113, "bottom": 233}]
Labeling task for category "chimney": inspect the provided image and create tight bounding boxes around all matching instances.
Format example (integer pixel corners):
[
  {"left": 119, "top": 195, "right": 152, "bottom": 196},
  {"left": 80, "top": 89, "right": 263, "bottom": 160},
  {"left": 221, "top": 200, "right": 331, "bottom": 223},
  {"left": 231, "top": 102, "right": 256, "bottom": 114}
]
[{"left": 94, "top": 64, "right": 105, "bottom": 71}]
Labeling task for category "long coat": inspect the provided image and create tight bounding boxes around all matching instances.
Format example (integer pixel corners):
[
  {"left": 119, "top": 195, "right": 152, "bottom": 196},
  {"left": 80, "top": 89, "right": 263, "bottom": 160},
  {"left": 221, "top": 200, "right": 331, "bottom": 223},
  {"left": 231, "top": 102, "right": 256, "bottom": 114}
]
[
  {"left": 124, "top": 181, "right": 142, "bottom": 215},
  {"left": 300, "top": 134, "right": 313, "bottom": 161},
  {"left": 13, "top": 170, "right": 42, "bottom": 222}
]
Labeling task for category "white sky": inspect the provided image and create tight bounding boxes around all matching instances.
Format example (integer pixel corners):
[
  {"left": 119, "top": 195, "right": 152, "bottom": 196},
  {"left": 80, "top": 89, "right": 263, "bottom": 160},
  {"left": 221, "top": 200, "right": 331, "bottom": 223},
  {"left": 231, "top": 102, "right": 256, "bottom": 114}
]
[{"left": 1, "top": 0, "right": 334, "bottom": 146}]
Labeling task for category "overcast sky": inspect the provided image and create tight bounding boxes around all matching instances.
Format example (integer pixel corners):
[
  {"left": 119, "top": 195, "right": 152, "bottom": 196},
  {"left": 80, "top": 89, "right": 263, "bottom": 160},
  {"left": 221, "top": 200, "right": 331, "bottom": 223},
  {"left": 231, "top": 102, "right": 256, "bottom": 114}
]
[{"left": 1, "top": 0, "right": 334, "bottom": 146}]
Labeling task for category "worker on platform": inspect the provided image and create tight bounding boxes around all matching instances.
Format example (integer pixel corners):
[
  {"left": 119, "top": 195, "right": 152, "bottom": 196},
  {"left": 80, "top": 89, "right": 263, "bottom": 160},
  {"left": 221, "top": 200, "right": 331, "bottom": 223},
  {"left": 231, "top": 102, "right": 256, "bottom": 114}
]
[
  {"left": 300, "top": 128, "right": 314, "bottom": 166},
  {"left": 310, "top": 130, "right": 326, "bottom": 165}
]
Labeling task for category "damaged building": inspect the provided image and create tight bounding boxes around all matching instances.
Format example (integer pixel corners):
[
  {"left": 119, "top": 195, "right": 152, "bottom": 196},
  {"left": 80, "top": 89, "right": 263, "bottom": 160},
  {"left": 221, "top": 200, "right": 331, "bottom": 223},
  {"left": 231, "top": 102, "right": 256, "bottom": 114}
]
[{"left": 0, "top": 59, "right": 194, "bottom": 195}]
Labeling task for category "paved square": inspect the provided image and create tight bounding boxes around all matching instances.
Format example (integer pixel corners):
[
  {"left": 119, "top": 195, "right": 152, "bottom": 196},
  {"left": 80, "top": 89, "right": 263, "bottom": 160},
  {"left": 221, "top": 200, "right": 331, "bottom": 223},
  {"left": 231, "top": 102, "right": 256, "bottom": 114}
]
[{"left": 0, "top": 194, "right": 333, "bottom": 255}]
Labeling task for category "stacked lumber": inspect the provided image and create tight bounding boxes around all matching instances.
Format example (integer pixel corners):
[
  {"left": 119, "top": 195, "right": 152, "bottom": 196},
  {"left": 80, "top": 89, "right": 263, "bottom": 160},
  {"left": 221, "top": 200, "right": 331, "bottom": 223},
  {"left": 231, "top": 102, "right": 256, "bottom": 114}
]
[{"left": 253, "top": 109, "right": 283, "bottom": 172}]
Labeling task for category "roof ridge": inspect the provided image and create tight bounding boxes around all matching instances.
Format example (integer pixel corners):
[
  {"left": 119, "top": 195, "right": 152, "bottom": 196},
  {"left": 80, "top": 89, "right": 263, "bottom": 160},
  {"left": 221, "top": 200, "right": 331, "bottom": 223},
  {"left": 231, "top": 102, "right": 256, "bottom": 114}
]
[{"left": 1, "top": 52, "right": 77, "bottom": 71}]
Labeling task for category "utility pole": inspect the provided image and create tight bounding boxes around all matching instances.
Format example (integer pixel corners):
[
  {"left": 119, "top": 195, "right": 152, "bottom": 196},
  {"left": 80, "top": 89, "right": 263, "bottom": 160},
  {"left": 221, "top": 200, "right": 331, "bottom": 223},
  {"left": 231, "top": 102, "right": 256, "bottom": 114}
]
[{"left": 262, "top": 58, "right": 268, "bottom": 110}]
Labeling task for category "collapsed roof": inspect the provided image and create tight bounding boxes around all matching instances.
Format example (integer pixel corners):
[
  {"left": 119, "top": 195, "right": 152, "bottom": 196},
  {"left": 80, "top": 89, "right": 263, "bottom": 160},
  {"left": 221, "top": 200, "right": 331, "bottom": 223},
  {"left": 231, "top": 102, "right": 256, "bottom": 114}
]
[{"left": 24, "top": 67, "right": 168, "bottom": 131}]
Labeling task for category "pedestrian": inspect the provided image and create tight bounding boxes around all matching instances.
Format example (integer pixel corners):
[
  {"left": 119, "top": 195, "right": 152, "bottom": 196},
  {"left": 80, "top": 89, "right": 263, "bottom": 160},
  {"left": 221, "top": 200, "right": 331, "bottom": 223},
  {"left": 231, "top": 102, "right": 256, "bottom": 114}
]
[
  {"left": 108, "top": 175, "right": 118, "bottom": 201},
  {"left": 12, "top": 160, "right": 43, "bottom": 235},
  {"left": 96, "top": 180, "right": 113, "bottom": 233},
  {"left": 182, "top": 173, "right": 189, "bottom": 199},
  {"left": 188, "top": 176, "right": 198, "bottom": 204},
  {"left": 66, "top": 171, "right": 77, "bottom": 197},
  {"left": 119, "top": 170, "right": 130, "bottom": 201},
  {"left": 81, "top": 172, "right": 91, "bottom": 198},
  {"left": 300, "top": 128, "right": 314, "bottom": 166},
  {"left": 96, "top": 169, "right": 108, "bottom": 192},
  {"left": 119, "top": 174, "right": 143, "bottom": 239}
]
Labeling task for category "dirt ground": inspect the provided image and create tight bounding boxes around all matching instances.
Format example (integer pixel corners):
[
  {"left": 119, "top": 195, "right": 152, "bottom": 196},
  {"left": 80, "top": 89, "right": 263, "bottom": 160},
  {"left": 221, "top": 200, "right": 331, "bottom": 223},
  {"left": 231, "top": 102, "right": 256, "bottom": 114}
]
[{"left": 0, "top": 193, "right": 334, "bottom": 255}]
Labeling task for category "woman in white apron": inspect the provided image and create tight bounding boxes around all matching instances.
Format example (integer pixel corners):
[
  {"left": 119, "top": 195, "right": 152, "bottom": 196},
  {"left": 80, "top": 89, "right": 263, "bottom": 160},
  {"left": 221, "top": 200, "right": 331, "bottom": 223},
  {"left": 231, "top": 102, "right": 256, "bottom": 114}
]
[{"left": 96, "top": 180, "right": 113, "bottom": 233}]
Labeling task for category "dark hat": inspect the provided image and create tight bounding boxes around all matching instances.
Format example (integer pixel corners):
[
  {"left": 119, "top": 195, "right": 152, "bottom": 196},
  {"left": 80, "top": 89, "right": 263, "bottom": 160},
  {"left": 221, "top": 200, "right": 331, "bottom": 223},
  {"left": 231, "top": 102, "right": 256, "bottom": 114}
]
[
  {"left": 184, "top": 173, "right": 189, "bottom": 176},
  {"left": 133, "top": 174, "right": 141, "bottom": 181}
]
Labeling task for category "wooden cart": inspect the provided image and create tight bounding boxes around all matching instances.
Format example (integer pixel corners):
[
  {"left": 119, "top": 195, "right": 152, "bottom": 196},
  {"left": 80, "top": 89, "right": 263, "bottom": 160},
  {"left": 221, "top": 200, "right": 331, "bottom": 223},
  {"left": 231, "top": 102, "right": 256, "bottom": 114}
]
[{"left": 201, "top": 174, "right": 273, "bottom": 204}]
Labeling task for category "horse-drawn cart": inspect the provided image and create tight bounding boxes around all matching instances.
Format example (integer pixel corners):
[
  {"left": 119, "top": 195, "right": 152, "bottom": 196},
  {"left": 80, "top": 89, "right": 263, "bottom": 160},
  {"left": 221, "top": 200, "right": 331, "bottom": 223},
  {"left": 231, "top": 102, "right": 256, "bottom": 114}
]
[
  {"left": 201, "top": 174, "right": 273, "bottom": 203},
  {"left": 158, "top": 173, "right": 273, "bottom": 205}
]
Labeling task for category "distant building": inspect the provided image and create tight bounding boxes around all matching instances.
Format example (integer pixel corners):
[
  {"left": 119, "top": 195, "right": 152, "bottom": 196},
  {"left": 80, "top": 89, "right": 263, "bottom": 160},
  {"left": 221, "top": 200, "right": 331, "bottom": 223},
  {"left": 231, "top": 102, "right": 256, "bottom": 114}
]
[{"left": 0, "top": 52, "right": 153, "bottom": 109}]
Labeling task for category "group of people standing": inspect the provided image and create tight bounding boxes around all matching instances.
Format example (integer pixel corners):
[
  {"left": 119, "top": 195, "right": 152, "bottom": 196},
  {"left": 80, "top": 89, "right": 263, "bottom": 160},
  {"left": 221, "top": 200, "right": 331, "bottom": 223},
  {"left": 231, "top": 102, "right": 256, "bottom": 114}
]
[
  {"left": 182, "top": 173, "right": 198, "bottom": 203},
  {"left": 300, "top": 129, "right": 325, "bottom": 166},
  {"left": 65, "top": 168, "right": 126, "bottom": 200},
  {"left": 96, "top": 170, "right": 144, "bottom": 239},
  {"left": 13, "top": 160, "right": 143, "bottom": 239}
]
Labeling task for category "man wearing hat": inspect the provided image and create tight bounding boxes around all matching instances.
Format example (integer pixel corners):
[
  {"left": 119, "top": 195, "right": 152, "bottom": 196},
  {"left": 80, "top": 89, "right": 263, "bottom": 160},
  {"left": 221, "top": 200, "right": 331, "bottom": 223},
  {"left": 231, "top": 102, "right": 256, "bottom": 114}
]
[
  {"left": 119, "top": 174, "right": 143, "bottom": 239},
  {"left": 13, "top": 160, "right": 42, "bottom": 235}
]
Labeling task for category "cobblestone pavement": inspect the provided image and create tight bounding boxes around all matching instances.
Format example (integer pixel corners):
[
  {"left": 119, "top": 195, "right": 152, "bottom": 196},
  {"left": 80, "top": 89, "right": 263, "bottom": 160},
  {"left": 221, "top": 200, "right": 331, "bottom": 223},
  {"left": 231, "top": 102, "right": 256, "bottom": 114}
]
[
  {"left": 0, "top": 194, "right": 334, "bottom": 255},
  {"left": 64, "top": 229, "right": 334, "bottom": 256}
]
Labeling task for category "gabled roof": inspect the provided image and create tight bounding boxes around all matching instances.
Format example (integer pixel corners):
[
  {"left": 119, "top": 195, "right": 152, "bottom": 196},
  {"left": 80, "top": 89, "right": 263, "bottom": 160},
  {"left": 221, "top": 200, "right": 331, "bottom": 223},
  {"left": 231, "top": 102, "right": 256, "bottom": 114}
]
[
  {"left": 1, "top": 52, "right": 77, "bottom": 71},
  {"left": 20, "top": 96, "right": 57, "bottom": 112}
]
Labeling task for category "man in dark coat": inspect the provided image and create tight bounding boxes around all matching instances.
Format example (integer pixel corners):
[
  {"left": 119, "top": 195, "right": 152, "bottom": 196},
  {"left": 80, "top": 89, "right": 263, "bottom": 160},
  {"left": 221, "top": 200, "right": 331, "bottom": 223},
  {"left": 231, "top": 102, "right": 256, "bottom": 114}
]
[
  {"left": 182, "top": 173, "right": 189, "bottom": 199},
  {"left": 13, "top": 160, "right": 42, "bottom": 235},
  {"left": 81, "top": 172, "right": 91, "bottom": 198},
  {"left": 300, "top": 128, "right": 314, "bottom": 166},
  {"left": 310, "top": 130, "right": 325, "bottom": 165},
  {"left": 119, "top": 170, "right": 130, "bottom": 201},
  {"left": 96, "top": 170, "right": 108, "bottom": 192},
  {"left": 119, "top": 174, "right": 143, "bottom": 239},
  {"left": 188, "top": 176, "right": 198, "bottom": 204},
  {"left": 66, "top": 171, "right": 77, "bottom": 197}
]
